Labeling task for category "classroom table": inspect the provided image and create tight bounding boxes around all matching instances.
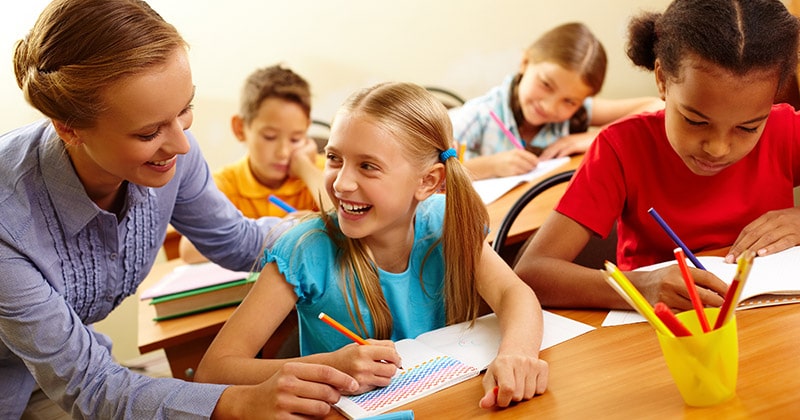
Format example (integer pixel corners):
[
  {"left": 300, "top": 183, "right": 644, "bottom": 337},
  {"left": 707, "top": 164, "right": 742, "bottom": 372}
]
[
  {"left": 138, "top": 154, "right": 584, "bottom": 380},
  {"left": 320, "top": 304, "right": 800, "bottom": 419}
]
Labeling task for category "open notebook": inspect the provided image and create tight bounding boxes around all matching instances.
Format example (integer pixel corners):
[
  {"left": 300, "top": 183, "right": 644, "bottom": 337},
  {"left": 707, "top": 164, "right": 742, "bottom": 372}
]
[
  {"left": 334, "top": 310, "right": 594, "bottom": 419},
  {"left": 472, "top": 156, "right": 570, "bottom": 205},
  {"left": 603, "top": 245, "right": 800, "bottom": 327}
]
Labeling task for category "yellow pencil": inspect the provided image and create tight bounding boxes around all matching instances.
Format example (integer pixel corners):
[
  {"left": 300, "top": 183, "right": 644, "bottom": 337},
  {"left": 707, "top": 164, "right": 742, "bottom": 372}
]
[{"left": 603, "top": 261, "right": 674, "bottom": 337}]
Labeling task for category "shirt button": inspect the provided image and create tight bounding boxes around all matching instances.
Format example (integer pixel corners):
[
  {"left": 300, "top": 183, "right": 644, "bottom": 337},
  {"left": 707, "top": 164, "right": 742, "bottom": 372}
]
[
  {"left": 106, "top": 296, "right": 114, "bottom": 302},
  {"left": 109, "top": 253, "right": 118, "bottom": 260}
]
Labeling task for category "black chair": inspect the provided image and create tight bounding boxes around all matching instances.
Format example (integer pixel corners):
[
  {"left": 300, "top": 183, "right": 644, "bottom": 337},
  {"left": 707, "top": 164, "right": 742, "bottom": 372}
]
[
  {"left": 424, "top": 86, "right": 467, "bottom": 109},
  {"left": 308, "top": 119, "right": 331, "bottom": 153},
  {"left": 491, "top": 169, "right": 617, "bottom": 268}
]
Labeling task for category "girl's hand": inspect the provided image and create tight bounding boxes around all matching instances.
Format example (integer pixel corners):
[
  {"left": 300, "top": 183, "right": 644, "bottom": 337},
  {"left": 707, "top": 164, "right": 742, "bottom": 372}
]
[
  {"left": 538, "top": 133, "right": 593, "bottom": 160},
  {"left": 488, "top": 149, "right": 540, "bottom": 177},
  {"left": 633, "top": 265, "right": 726, "bottom": 311},
  {"left": 726, "top": 208, "right": 800, "bottom": 263},
  {"left": 479, "top": 352, "right": 548, "bottom": 408},
  {"left": 327, "top": 340, "right": 401, "bottom": 394}
]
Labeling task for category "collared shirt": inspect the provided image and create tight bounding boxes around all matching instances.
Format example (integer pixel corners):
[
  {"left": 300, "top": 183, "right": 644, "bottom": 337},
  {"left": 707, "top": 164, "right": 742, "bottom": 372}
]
[
  {"left": 0, "top": 120, "right": 278, "bottom": 418},
  {"left": 449, "top": 74, "right": 593, "bottom": 159}
]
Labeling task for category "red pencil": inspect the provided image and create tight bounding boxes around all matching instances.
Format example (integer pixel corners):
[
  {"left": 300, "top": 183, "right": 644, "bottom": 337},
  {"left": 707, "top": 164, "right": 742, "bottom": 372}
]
[
  {"left": 654, "top": 302, "right": 692, "bottom": 337},
  {"left": 673, "top": 247, "right": 711, "bottom": 333},
  {"left": 713, "top": 250, "right": 755, "bottom": 330}
]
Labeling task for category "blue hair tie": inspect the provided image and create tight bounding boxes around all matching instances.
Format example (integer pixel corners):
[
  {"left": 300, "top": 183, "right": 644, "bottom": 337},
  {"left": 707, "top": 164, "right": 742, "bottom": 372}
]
[{"left": 439, "top": 148, "right": 457, "bottom": 162}]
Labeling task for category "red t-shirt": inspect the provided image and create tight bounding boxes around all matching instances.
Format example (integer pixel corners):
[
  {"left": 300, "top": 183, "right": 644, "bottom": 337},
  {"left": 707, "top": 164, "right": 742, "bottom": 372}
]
[{"left": 557, "top": 104, "right": 800, "bottom": 270}]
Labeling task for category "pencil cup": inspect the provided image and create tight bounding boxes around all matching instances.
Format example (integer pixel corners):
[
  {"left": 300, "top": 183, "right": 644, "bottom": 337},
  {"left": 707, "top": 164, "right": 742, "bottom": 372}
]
[{"left": 655, "top": 307, "right": 738, "bottom": 407}]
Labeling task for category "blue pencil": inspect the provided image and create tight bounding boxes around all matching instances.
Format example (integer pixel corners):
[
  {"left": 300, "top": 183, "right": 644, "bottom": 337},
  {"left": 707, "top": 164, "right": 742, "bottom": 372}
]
[
  {"left": 268, "top": 195, "right": 297, "bottom": 213},
  {"left": 647, "top": 207, "right": 706, "bottom": 270}
]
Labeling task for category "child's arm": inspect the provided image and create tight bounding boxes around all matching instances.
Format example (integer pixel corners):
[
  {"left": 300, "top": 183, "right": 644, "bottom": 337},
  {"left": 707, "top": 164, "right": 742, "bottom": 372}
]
[
  {"left": 725, "top": 207, "right": 800, "bottom": 263},
  {"left": 461, "top": 149, "right": 540, "bottom": 180},
  {"left": 538, "top": 97, "right": 664, "bottom": 160},
  {"left": 474, "top": 241, "right": 549, "bottom": 408},
  {"left": 194, "top": 263, "right": 401, "bottom": 394},
  {"left": 513, "top": 212, "right": 726, "bottom": 310},
  {"left": 289, "top": 138, "right": 333, "bottom": 210}
]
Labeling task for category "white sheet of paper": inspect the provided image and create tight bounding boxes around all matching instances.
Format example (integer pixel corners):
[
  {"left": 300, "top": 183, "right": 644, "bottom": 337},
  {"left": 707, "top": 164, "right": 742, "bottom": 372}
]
[{"left": 472, "top": 156, "right": 571, "bottom": 205}]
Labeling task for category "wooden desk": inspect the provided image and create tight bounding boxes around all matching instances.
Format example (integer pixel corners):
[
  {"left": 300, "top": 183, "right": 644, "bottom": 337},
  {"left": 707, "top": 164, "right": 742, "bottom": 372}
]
[
  {"left": 486, "top": 154, "right": 582, "bottom": 246},
  {"left": 138, "top": 259, "right": 235, "bottom": 380},
  {"left": 322, "top": 304, "right": 800, "bottom": 418}
]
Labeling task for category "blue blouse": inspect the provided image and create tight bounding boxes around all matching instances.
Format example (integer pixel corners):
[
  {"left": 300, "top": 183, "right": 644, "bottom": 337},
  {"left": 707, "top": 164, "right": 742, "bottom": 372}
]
[
  {"left": 0, "top": 120, "right": 278, "bottom": 418},
  {"left": 265, "top": 194, "right": 447, "bottom": 356}
]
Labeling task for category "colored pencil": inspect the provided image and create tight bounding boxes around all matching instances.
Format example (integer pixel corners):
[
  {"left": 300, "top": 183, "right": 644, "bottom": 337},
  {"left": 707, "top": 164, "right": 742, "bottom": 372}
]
[
  {"left": 318, "top": 312, "right": 368, "bottom": 345},
  {"left": 268, "top": 195, "right": 297, "bottom": 213},
  {"left": 673, "top": 247, "right": 711, "bottom": 333},
  {"left": 713, "top": 250, "right": 755, "bottom": 330},
  {"left": 488, "top": 110, "right": 525, "bottom": 150},
  {"left": 602, "top": 262, "right": 674, "bottom": 337},
  {"left": 647, "top": 207, "right": 706, "bottom": 270},
  {"left": 654, "top": 302, "right": 692, "bottom": 337}
]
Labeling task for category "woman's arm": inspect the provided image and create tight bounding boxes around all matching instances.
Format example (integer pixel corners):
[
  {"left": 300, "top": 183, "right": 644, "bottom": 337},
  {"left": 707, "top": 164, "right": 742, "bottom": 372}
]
[{"left": 474, "top": 241, "right": 548, "bottom": 408}]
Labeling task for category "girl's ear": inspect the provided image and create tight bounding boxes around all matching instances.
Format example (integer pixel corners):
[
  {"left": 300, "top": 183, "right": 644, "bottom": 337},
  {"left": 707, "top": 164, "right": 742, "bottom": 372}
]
[
  {"left": 51, "top": 120, "right": 83, "bottom": 146},
  {"left": 230, "top": 115, "right": 246, "bottom": 142},
  {"left": 654, "top": 59, "right": 667, "bottom": 100},
  {"left": 416, "top": 162, "right": 445, "bottom": 201}
]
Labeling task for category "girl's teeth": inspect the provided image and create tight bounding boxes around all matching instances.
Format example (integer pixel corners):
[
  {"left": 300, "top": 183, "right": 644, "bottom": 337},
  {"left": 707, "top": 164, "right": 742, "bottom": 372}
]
[{"left": 341, "top": 201, "right": 370, "bottom": 214}]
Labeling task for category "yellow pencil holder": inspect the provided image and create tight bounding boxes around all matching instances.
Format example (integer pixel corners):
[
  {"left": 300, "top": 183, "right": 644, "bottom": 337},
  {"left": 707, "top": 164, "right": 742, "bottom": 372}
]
[{"left": 655, "top": 307, "right": 738, "bottom": 407}]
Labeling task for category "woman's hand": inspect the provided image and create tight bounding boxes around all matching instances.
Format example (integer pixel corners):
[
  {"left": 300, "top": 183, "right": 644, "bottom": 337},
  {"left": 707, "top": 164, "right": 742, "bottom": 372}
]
[{"left": 213, "top": 362, "right": 358, "bottom": 419}]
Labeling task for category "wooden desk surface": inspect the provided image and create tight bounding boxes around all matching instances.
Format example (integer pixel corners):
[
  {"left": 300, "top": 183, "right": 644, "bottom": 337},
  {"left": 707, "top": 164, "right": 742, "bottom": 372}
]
[
  {"left": 486, "top": 154, "right": 582, "bottom": 245},
  {"left": 324, "top": 304, "right": 800, "bottom": 419}
]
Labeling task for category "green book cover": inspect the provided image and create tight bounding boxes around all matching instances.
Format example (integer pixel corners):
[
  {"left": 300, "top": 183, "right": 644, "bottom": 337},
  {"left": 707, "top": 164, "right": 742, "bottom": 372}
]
[{"left": 150, "top": 272, "right": 257, "bottom": 304}]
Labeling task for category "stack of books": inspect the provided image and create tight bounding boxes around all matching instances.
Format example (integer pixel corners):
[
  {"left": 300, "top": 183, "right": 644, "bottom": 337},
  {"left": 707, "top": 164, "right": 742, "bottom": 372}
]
[{"left": 140, "top": 262, "right": 257, "bottom": 321}]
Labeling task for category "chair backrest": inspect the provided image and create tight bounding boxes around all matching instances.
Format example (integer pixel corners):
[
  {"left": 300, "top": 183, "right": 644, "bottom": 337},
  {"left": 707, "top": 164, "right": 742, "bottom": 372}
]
[
  {"left": 491, "top": 169, "right": 617, "bottom": 269},
  {"left": 424, "top": 86, "right": 467, "bottom": 109},
  {"left": 308, "top": 119, "right": 331, "bottom": 153}
]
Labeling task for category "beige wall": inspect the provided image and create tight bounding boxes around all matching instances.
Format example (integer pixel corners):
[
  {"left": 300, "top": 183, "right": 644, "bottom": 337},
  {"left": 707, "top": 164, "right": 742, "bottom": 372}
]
[{"left": 2, "top": 1, "right": 669, "bottom": 173}]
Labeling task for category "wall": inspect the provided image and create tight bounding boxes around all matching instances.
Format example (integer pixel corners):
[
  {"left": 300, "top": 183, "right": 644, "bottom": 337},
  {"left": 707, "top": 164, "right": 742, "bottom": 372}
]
[
  {"left": 0, "top": 1, "right": 669, "bottom": 363},
  {"left": 2, "top": 1, "right": 668, "bottom": 172}
]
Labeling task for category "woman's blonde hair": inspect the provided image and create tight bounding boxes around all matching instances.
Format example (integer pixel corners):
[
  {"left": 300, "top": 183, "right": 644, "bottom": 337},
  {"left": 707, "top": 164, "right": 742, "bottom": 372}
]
[
  {"left": 13, "top": 0, "right": 187, "bottom": 129},
  {"left": 320, "top": 82, "right": 489, "bottom": 339}
]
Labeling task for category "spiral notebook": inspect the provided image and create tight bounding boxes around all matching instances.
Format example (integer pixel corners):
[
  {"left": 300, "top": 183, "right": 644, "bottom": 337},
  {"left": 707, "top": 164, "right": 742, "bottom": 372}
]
[{"left": 333, "top": 311, "right": 595, "bottom": 419}]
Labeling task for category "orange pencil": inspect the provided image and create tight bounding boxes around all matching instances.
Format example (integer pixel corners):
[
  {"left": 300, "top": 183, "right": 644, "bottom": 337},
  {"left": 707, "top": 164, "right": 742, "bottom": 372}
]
[
  {"left": 318, "top": 312, "right": 368, "bottom": 345},
  {"left": 674, "top": 247, "right": 711, "bottom": 333}
]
